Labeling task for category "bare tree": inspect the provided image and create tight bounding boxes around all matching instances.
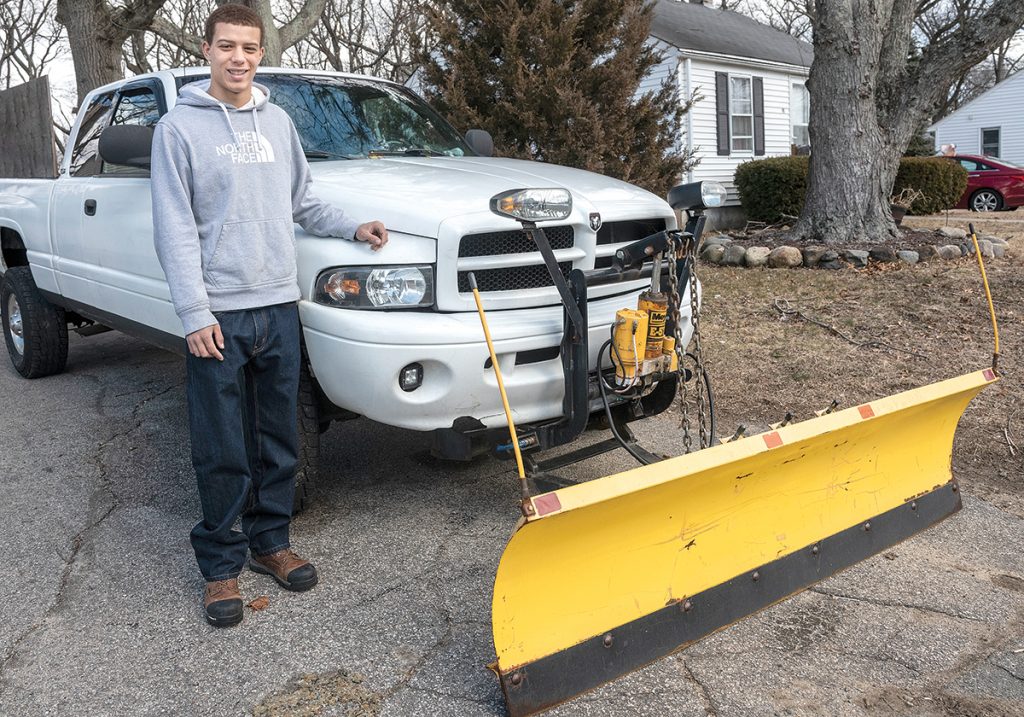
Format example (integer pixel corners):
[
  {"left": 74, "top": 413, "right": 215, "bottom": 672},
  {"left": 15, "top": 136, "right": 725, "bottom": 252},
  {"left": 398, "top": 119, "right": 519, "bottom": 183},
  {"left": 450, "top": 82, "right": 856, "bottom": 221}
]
[
  {"left": 793, "top": 0, "right": 1024, "bottom": 245},
  {"left": 148, "top": 0, "right": 329, "bottom": 66},
  {"left": 0, "top": 0, "right": 65, "bottom": 90},
  {"left": 282, "top": 0, "right": 428, "bottom": 82},
  {"left": 742, "top": 0, "right": 814, "bottom": 40},
  {"left": 56, "top": 0, "right": 169, "bottom": 103}
]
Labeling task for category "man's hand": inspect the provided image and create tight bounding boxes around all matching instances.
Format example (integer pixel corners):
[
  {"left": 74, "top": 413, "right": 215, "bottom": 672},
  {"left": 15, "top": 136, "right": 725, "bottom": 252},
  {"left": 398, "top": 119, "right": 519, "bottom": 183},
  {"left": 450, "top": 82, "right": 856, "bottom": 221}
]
[
  {"left": 355, "top": 221, "right": 388, "bottom": 251},
  {"left": 187, "top": 323, "right": 225, "bottom": 361}
]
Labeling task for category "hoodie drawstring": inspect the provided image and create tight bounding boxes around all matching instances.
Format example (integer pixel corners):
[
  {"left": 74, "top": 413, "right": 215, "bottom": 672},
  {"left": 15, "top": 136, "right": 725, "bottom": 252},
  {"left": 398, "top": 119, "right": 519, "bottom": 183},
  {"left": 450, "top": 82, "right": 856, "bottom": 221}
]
[{"left": 217, "top": 100, "right": 264, "bottom": 155}]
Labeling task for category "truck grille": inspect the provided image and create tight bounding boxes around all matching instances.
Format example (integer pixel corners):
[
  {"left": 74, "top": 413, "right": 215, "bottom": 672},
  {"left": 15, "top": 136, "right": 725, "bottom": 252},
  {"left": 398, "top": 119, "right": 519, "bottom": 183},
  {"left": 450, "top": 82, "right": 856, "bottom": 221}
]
[
  {"left": 458, "top": 262, "right": 573, "bottom": 293},
  {"left": 458, "top": 226, "right": 574, "bottom": 257},
  {"left": 595, "top": 219, "right": 667, "bottom": 268},
  {"left": 457, "top": 226, "right": 575, "bottom": 293}
]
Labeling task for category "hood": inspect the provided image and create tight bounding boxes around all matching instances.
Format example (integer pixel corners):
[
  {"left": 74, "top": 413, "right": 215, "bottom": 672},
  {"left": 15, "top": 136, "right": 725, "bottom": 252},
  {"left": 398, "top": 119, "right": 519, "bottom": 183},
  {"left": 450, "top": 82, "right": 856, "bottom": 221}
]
[
  {"left": 307, "top": 156, "right": 672, "bottom": 236},
  {"left": 177, "top": 80, "right": 271, "bottom": 112}
]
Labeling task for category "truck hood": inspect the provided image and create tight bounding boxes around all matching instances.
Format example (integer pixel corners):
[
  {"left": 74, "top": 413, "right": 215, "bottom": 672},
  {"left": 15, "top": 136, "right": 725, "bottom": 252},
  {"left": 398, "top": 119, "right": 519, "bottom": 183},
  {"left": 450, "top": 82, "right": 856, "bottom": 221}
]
[{"left": 307, "top": 156, "right": 670, "bottom": 237}]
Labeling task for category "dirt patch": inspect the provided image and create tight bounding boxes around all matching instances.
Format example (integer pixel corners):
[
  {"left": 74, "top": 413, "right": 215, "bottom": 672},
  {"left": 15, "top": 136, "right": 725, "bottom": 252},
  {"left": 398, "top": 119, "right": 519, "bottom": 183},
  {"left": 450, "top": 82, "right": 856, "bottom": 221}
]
[
  {"left": 861, "top": 687, "right": 1021, "bottom": 717},
  {"left": 696, "top": 211, "right": 1023, "bottom": 517},
  {"left": 252, "top": 670, "right": 382, "bottom": 717}
]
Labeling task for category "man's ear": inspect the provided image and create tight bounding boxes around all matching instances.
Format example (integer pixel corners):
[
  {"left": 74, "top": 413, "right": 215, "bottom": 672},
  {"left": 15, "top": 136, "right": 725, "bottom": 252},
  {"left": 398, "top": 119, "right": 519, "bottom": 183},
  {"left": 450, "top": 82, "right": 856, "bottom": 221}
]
[
  {"left": 201, "top": 41, "right": 211, "bottom": 62},
  {"left": 257, "top": 47, "right": 265, "bottom": 64}
]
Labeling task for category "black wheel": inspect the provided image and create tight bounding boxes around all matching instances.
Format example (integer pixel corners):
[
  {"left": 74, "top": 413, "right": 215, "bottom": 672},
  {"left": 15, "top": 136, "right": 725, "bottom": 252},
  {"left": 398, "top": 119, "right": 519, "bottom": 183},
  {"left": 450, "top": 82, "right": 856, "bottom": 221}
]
[
  {"left": 293, "top": 354, "right": 320, "bottom": 514},
  {"left": 970, "top": 189, "right": 1003, "bottom": 212},
  {"left": 1, "top": 266, "right": 68, "bottom": 378}
]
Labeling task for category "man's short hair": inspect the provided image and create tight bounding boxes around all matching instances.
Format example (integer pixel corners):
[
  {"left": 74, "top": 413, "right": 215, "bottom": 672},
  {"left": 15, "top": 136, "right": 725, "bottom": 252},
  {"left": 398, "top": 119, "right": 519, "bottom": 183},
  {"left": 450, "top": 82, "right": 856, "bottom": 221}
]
[{"left": 204, "top": 4, "right": 264, "bottom": 46}]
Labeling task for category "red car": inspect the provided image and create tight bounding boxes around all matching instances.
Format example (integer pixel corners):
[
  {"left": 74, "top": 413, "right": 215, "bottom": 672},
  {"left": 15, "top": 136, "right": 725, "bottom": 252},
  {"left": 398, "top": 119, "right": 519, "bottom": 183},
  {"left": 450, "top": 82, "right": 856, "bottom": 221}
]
[{"left": 950, "top": 154, "right": 1024, "bottom": 211}]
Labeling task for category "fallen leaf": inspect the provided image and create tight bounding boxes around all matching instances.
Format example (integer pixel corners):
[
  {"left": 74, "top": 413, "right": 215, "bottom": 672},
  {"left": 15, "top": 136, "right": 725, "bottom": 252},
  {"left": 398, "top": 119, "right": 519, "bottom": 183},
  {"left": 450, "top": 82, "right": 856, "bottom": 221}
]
[{"left": 247, "top": 596, "right": 270, "bottom": 611}]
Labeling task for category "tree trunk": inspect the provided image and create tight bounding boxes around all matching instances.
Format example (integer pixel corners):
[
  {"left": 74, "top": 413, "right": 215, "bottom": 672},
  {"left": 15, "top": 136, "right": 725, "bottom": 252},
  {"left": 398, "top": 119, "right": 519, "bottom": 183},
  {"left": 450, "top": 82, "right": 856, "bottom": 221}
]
[
  {"left": 795, "top": 0, "right": 1024, "bottom": 245},
  {"left": 57, "top": 0, "right": 167, "bottom": 105}
]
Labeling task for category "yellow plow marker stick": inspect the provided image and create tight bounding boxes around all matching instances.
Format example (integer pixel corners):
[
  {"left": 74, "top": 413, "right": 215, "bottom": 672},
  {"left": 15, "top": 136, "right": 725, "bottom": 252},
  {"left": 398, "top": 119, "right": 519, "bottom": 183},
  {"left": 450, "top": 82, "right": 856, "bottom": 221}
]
[{"left": 492, "top": 369, "right": 996, "bottom": 715}]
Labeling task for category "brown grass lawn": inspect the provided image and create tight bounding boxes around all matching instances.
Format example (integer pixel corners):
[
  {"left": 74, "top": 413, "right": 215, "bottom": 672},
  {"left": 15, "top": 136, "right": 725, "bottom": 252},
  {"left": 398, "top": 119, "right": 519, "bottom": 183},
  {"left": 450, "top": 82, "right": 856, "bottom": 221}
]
[{"left": 696, "top": 210, "right": 1024, "bottom": 517}]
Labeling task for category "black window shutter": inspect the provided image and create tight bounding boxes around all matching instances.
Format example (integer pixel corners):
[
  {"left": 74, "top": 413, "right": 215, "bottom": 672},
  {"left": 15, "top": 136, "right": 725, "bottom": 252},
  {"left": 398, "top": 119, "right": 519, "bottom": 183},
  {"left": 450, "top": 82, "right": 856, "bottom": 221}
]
[
  {"left": 715, "top": 72, "right": 730, "bottom": 156},
  {"left": 753, "top": 77, "right": 765, "bottom": 156}
]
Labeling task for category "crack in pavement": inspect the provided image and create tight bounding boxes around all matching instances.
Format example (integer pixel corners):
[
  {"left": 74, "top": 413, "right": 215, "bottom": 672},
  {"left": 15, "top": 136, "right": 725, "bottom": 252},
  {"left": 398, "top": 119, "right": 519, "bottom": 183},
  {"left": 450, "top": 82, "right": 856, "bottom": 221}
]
[
  {"left": 681, "top": 659, "right": 720, "bottom": 716},
  {"left": 987, "top": 658, "right": 1024, "bottom": 683},
  {"left": 0, "top": 381, "right": 181, "bottom": 686},
  {"left": 808, "top": 587, "right": 987, "bottom": 622}
]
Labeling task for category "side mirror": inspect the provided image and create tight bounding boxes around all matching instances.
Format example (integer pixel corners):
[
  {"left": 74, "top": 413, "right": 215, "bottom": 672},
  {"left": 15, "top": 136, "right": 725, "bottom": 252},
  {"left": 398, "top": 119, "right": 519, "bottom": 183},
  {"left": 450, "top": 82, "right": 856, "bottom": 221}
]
[
  {"left": 465, "top": 129, "right": 493, "bottom": 158},
  {"left": 667, "top": 181, "right": 727, "bottom": 212},
  {"left": 99, "top": 125, "right": 154, "bottom": 169}
]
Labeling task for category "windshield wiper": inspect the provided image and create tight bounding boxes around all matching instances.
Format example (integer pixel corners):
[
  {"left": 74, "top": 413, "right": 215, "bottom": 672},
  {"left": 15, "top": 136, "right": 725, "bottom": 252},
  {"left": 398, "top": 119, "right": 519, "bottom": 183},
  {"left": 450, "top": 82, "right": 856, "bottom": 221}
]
[
  {"left": 304, "top": 149, "right": 354, "bottom": 160},
  {"left": 368, "top": 147, "right": 446, "bottom": 158}
]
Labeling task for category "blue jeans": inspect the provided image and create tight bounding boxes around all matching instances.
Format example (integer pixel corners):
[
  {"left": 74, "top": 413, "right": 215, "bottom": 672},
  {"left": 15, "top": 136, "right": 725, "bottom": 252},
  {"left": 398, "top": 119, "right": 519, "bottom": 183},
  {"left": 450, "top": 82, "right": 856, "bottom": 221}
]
[{"left": 186, "top": 303, "right": 300, "bottom": 582}]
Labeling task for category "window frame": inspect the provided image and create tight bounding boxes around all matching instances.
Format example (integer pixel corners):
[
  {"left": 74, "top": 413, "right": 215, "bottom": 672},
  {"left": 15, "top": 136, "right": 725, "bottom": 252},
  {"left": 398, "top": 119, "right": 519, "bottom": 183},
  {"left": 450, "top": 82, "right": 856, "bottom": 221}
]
[
  {"left": 790, "top": 81, "right": 810, "bottom": 148},
  {"left": 728, "top": 74, "right": 754, "bottom": 154},
  {"left": 980, "top": 127, "right": 1000, "bottom": 158}
]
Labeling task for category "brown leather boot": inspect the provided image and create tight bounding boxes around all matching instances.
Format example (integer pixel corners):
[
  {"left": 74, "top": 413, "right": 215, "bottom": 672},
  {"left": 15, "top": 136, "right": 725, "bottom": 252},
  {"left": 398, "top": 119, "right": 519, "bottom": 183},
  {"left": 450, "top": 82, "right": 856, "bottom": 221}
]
[
  {"left": 204, "top": 578, "right": 243, "bottom": 627},
  {"left": 250, "top": 548, "right": 318, "bottom": 592}
]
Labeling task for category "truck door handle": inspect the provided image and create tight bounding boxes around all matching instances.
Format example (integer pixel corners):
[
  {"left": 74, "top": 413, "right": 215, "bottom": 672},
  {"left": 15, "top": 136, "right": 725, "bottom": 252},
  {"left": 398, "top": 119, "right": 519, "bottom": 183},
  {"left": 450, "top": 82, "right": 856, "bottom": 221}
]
[{"left": 84, "top": 199, "right": 97, "bottom": 216}]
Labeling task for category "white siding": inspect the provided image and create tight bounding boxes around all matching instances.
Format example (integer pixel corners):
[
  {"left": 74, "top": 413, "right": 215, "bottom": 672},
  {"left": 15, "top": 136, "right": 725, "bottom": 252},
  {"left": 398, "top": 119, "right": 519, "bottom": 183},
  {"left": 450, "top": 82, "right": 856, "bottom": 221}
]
[
  {"left": 931, "top": 71, "right": 1024, "bottom": 165},
  {"left": 637, "top": 39, "right": 679, "bottom": 98},
  {"left": 686, "top": 58, "right": 806, "bottom": 205}
]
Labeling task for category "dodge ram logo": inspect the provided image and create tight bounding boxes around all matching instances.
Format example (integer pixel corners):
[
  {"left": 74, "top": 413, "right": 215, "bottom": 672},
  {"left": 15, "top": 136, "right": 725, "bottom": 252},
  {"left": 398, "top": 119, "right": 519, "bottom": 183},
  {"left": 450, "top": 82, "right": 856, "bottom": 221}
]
[{"left": 589, "top": 213, "right": 602, "bottom": 232}]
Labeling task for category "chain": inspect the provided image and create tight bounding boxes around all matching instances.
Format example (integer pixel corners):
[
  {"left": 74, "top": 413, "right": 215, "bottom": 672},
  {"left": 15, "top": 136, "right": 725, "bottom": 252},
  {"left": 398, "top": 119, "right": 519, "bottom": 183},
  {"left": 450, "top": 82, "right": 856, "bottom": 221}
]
[
  {"left": 666, "top": 233, "right": 693, "bottom": 453},
  {"left": 667, "top": 231, "right": 709, "bottom": 452}
]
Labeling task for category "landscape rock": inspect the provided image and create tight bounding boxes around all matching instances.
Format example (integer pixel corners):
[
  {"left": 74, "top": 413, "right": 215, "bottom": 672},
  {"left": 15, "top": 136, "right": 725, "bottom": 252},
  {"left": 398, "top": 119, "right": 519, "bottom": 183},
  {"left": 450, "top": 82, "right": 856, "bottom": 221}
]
[
  {"left": 978, "top": 239, "right": 994, "bottom": 258},
  {"left": 768, "top": 246, "right": 803, "bottom": 268},
  {"left": 917, "top": 245, "right": 940, "bottom": 262},
  {"left": 987, "top": 235, "right": 1009, "bottom": 246},
  {"left": 992, "top": 243, "right": 1006, "bottom": 258},
  {"left": 818, "top": 259, "right": 845, "bottom": 270},
  {"left": 801, "top": 246, "right": 829, "bottom": 268},
  {"left": 703, "top": 234, "right": 733, "bottom": 247},
  {"left": 897, "top": 250, "right": 919, "bottom": 264},
  {"left": 744, "top": 246, "right": 771, "bottom": 267},
  {"left": 869, "top": 246, "right": 898, "bottom": 263},
  {"left": 700, "top": 244, "right": 726, "bottom": 264},
  {"left": 721, "top": 244, "right": 747, "bottom": 266},
  {"left": 960, "top": 243, "right": 972, "bottom": 256},
  {"left": 936, "top": 226, "right": 967, "bottom": 240},
  {"left": 938, "top": 245, "right": 962, "bottom": 260},
  {"left": 843, "top": 249, "right": 869, "bottom": 268},
  {"left": 821, "top": 250, "right": 840, "bottom": 262}
]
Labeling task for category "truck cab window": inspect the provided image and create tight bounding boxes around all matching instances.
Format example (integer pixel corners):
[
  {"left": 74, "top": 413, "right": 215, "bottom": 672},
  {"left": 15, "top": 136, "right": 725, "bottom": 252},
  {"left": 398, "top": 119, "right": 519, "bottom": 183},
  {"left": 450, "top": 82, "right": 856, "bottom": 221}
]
[
  {"left": 102, "top": 87, "right": 162, "bottom": 175},
  {"left": 69, "top": 92, "right": 116, "bottom": 177}
]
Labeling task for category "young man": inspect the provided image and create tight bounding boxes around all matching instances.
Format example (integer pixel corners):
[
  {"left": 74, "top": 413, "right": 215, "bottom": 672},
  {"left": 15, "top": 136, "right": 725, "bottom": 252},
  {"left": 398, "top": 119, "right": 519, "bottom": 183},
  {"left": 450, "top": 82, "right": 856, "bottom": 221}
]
[{"left": 151, "top": 4, "right": 388, "bottom": 627}]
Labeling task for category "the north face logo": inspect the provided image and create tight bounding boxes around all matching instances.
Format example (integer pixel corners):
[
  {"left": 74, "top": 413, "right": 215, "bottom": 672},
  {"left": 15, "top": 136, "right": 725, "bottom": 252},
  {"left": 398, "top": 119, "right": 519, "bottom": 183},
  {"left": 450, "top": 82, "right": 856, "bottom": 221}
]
[{"left": 215, "top": 130, "right": 275, "bottom": 164}]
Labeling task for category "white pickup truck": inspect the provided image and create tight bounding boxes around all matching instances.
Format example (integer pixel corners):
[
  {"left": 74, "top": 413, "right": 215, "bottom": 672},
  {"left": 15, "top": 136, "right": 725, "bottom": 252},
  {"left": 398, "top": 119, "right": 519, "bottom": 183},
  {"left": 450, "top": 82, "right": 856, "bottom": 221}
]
[{"left": 0, "top": 68, "right": 701, "bottom": 504}]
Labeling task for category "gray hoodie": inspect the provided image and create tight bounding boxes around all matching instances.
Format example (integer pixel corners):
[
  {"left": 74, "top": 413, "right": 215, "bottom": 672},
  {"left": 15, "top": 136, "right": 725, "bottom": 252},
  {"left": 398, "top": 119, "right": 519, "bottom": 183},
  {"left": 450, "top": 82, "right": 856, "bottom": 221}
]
[{"left": 151, "top": 81, "right": 359, "bottom": 335}]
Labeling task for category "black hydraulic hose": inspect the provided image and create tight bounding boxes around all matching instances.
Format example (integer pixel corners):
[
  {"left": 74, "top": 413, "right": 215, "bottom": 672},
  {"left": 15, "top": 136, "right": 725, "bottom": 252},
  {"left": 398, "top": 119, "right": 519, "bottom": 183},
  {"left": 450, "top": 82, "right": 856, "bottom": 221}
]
[{"left": 597, "top": 339, "right": 655, "bottom": 465}]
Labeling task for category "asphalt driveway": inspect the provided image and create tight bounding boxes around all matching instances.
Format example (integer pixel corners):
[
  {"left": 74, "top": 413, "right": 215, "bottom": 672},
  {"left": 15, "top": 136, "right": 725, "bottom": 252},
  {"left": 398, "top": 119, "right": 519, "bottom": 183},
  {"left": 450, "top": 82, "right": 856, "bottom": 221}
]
[{"left": 1, "top": 330, "right": 1022, "bottom": 716}]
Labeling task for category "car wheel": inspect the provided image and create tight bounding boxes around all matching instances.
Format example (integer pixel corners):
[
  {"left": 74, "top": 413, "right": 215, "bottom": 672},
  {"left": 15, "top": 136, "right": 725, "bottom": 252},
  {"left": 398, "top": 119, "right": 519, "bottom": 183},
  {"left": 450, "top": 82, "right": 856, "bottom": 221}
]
[
  {"left": 293, "top": 351, "right": 321, "bottom": 515},
  {"left": 1, "top": 266, "right": 68, "bottom": 378},
  {"left": 970, "top": 189, "right": 1003, "bottom": 212}
]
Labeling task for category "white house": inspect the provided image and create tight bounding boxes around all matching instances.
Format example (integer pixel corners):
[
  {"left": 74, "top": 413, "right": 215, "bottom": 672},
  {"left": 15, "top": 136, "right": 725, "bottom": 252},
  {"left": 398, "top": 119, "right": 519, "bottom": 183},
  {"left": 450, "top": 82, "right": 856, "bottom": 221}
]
[
  {"left": 929, "top": 70, "right": 1024, "bottom": 165},
  {"left": 643, "top": 0, "right": 814, "bottom": 224}
]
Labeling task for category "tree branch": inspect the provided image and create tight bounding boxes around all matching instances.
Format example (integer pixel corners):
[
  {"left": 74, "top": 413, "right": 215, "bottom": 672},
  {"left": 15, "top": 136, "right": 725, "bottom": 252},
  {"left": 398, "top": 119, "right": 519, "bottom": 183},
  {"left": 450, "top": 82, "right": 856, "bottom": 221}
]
[
  {"left": 113, "top": 0, "right": 169, "bottom": 34},
  {"left": 279, "top": 0, "right": 330, "bottom": 50},
  {"left": 149, "top": 15, "right": 204, "bottom": 58}
]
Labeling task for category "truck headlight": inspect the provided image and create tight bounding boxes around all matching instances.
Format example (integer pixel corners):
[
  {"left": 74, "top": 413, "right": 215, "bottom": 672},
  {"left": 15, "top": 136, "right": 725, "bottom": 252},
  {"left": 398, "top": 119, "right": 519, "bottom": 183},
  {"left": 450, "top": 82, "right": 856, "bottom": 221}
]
[
  {"left": 489, "top": 188, "right": 572, "bottom": 222},
  {"left": 314, "top": 266, "right": 434, "bottom": 309}
]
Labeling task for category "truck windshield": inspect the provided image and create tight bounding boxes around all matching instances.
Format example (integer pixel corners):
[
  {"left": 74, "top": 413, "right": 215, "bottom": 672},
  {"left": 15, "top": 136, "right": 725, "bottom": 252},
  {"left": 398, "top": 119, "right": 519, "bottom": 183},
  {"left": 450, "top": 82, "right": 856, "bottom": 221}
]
[{"left": 258, "top": 74, "right": 472, "bottom": 160}]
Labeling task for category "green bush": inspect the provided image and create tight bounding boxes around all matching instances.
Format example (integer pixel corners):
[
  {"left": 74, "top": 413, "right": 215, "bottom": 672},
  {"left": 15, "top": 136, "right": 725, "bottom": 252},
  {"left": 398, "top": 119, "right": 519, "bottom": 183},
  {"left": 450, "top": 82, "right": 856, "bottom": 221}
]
[
  {"left": 734, "top": 155, "right": 967, "bottom": 220},
  {"left": 734, "top": 156, "right": 809, "bottom": 223},
  {"left": 893, "top": 157, "right": 968, "bottom": 214}
]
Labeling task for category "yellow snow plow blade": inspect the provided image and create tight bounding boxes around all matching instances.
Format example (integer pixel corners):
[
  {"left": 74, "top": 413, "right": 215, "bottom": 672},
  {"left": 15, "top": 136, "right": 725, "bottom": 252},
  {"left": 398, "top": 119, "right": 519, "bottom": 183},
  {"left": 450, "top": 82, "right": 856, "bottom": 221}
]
[{"left": 492, "top": 368, "right": 997, "bottom": 715}]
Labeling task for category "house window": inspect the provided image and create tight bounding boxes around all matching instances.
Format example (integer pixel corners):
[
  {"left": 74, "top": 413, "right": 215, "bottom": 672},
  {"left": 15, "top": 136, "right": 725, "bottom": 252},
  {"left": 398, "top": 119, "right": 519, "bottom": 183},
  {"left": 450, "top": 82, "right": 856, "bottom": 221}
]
[
  {"left": 981, "top": 128, "right": 1000, "bottom": 157},
  {"left": 791, "top": 82, "right": 810, "bottom": 148},
  {"left": 729, "top": 76, "right": 753, "bottom": 153}
]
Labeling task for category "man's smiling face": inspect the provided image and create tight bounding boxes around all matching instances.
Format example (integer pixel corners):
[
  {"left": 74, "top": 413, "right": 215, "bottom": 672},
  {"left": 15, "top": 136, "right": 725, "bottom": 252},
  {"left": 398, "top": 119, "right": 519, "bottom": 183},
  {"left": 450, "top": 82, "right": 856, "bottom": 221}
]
[{"left": 202, "top": 22, "right": 264, "bottom": 108}]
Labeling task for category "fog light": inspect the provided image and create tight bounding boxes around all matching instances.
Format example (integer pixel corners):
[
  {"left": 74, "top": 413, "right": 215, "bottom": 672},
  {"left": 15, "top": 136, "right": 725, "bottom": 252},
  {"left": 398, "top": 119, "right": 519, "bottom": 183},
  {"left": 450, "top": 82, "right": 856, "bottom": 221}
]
[{"left": 399, "top": 362, "right": 423, "bottom": 392}]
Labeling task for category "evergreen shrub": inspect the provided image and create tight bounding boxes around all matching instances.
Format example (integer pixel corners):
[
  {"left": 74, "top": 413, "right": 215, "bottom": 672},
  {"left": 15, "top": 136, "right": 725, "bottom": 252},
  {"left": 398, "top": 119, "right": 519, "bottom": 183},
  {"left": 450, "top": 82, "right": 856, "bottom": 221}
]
[
  {"left": 893, "top": 158, "right": 968, "bottom": 214},
  {"left": 734, "top": 156, "right": 809, "bottom": 223}
]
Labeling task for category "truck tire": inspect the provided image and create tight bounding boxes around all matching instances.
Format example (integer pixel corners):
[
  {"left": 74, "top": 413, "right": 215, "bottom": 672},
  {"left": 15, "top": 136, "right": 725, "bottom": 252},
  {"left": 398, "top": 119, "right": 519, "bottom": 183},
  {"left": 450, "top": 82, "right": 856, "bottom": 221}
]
[
  {"left": 1, "top": 266, "right": 68, "bottom": 378},
  {"left": 293, "top": 354, "right": 320, "bottom": 514}
]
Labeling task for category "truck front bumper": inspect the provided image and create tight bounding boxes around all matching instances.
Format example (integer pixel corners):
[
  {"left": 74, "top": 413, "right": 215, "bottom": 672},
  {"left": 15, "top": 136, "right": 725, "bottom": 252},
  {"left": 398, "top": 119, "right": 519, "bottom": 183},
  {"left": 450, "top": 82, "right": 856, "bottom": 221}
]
[{"left": 299, "top": 289, "right": 695, "bottom": 432}]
